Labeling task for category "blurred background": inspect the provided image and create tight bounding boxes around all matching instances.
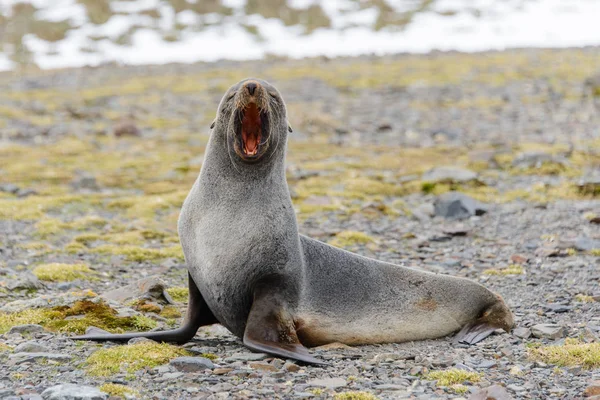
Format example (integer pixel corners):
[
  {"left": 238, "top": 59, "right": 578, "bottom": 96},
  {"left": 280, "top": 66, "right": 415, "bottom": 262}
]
[{"left": 1, "top": 0, "right": 600, "bottom": 70}]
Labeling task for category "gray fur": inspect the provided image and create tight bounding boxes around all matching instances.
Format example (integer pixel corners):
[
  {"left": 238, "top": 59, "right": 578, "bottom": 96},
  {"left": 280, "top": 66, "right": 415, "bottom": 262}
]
[{"left": 74, "top": 78, "right": 513, "bottom": 362}]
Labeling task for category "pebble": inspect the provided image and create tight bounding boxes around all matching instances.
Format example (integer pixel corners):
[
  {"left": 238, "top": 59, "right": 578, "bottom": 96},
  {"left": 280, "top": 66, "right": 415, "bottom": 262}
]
[
  {"left": 41, "top": 384, "right": 107, "bottom": 400},
  {"left": 531, "top": 324, "right": 566, "bottom": 339},
  {"left": 284, "top": 362, "right": 301, "bottom": 372},
  {"left": 434, "top": 192, "right": 488, "bottom": 219},
  {"left": 13, "top": 342, "right": 51, "bottom": 353},
  {"left": 306, "top": 377, "right": 347, "bottom": 388},
  {"left": 512, "top": 327, "right": 531, "bottom": 339},
  {"left": 10, "top": 352, "right": 72, "bottom": 364},
  {"left": 248, "top": 362, "right": 278, "bottom": 372},
  {"left": 223, "top": 352, "right": 269, "bottom": 362},
  {"left": 468, "top": 385, "right": 513, "bottom": 400},
  {"left": 170, "top": 356, "right": 215, "bottom": 372},
  {"left": 422, "top": 166, "right": 478, "bottom": 183}
]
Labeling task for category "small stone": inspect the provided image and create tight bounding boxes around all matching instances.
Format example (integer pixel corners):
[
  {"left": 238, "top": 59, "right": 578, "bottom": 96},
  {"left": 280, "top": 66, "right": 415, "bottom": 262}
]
[
  {"left": 170, "top": 356, "right": 214, "bottom": 372},
  {"left": 512, "top": 327, "right": 531, "bottom": 339},
  {"left": 434, "top": 192, "right": 488, "bottom": 219},
  {"left": 510, "top": 254, "right": 528, "bottom": 264},
  {"left": 70, "top": 174, "right": 99, "bottom": 191},
  {"left": 249, "top": 362, "right": 278, "bottom": 372},
  {"left": 127, "top": 337, "right": 154, "bottom": 345},
  {"left": 113, "top": 118, "right": 140, "bottom": 137},
  {"left": 442, "top": 223, "right": 470, "bottom": 236},
  {"left": 41, "top": 384, "right": 107, "bottom": 400},
  {"left": 307, "top": 377, "right": 347, "bottom": 389},
  {"left": 16, "top": 188, "right": 38, "bottom": 197},
  {"left": 7, "top": 324, "right": 45, "bottom": 335},
  {"left": 468, "top": 385, "right": 513, "bottom": 400},
  {"left": 584, "top": 381, "right": 600, "bottom": 397},
  {"left": 7, "top": 271, "right": 43, "bottom": 290},
  {"left": 531, "top": 324, "right": 566, "bottom": 339},
  {"left": 374, "top": 384, "right": 406, "bottom": 390},
  {"left": 212, "top": 368, "right": 233, "bottom": 375},
  {"left": 101, "top": 276, "right": 173, "bottom": 305},
  {"left": 422, "top": 166, "right": 478, "bottom": 183},
  {"left": 13, "top": 341, "right": 50, "bottom": 353},
  {"left": 477, "top": 360, "right": 496, "bottom": 369},
  {"left": 544, "top": 304, "right": 572, "bottom": 313},
  {"left": 574, "top": 237, "right": 600, "bottom": 252},
  {"left": 284, "top": 362, "right": 301, "bottom": 372}
]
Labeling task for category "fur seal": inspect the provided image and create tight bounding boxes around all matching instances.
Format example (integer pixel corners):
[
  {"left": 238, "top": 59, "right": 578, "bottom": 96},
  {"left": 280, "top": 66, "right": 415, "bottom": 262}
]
[{"left": 73, "top": 78, "right": 514, "bottom": 365}]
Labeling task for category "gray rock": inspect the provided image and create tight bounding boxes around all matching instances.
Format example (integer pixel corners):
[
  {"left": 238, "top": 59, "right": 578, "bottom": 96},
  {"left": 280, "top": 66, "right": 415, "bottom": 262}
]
[
  {"left": 512, "top": 151, "right": 565, "bottom": 168},
  {"left": 422, "top": 166, "right": 478, "bottom": 183},
  {"left": 468, "top": 385, "right": 513, "bottom": 400},
  {"left": 10, "top": 352, "right": 72, "bottom": 364},
  {"left": 544, "top": 304, "right": 572, "bottom": 313},
  {"left": 307, "top": 377, "right": 347, "bottom": 389},
  {"left": 7, "top": 324, "right": 46, "bottom": 335},
  {"left": 434, "top": 191, "right": 488, "bottom": 219},
  {"left": 0, "top": 183, "right": 19, "bottom": 194},
  {"left": 101, "top": 276, "right": 174, "bottom": 305},
  {"left": 531, "top": 324, "right": 566, "bottom": 339},
  {"left": 512, "top": 327, "right": 532, "bottom": 339},
  {"left": 41, "top": 384, "right": 107, "bottom": 400},
  {"left": 170, "top": 356, "right": 215, "bottom": 372},
  {"left": 13, "top": 341, "right": 51, "bottom": 353},
  {"left": 70, "top": 174, "right": 99, "bottom": 191},
  {"left": 574, "top": 237, "right": 600, "bottom": 252},
  {"left": 7, "top": 271, "right": 43, "bottom": 290},
  {"left": 374, "top": 384, "right": 406, "bottom": 390}
]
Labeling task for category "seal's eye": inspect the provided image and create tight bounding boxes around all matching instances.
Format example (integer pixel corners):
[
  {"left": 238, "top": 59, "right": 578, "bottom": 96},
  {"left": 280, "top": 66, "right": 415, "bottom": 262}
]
[
  {"left": 227, "top": 92, "right": 236, "bottom": 101},
  {"left": 268, "top": 92, "right": 278, "bottom": 100}
]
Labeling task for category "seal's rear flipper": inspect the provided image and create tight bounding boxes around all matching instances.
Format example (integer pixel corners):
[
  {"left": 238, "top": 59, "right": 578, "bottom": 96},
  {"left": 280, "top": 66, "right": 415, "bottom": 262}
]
[
  {"left": 71, "top": 273, "right": 217, "bottom": 344},
  {"left": 454, "top": 322, "right": 497, "bottom": 345},
  {"left": 243, "top": 289, "right": 327, "bottom": 366}
]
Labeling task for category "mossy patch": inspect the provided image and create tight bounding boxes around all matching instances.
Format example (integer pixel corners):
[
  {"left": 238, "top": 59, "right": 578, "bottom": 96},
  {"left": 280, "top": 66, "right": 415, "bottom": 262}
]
[
  {"left": 0, "top": 300, "right": 157, "bottom": 334},
  {"left": 99, "top": 383, "right": 140, "bottom": 398},
  {"left": 86, "top": 342, "right": 190, "bottom": 377},
  {"left": 0, "top": 343, "right": 12, "bottom": 352},
  {"left": 329, "top": 231, "right": 375, "bottom": 248},
  {"left": 574, "top": 294, "right": 595, "bottom": 303},
  {"left": 32, "top": 263, "right": 95, "bottom": 282},
  {"left": 166, "top": 287, "right": 189, "bottom": 302},
  {"left": 591, "top": 249, "right": 600, "bottom": 256},
  {"left": 529, "top": 339, "right": 600, "bottom": 369},
  {"left": 424, "top": 368, "right": 482, "bottom": 386},
  {"left": 483, "top": 264, "right": 525, "bottom": 276},
  {"left": 159, "top": 305, "right": 182, "bottom": 319},
  {"left": 334, "top": 392, "right": 379, "bottom": 400},
  {"left": 92, "top": 244, "right": 184, "bottom": 262}
]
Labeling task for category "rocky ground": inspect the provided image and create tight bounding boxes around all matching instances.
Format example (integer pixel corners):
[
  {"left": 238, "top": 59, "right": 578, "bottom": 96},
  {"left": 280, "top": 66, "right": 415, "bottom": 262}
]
[{"left": 0, "top": 48, "right": 599, "bottom": 400}]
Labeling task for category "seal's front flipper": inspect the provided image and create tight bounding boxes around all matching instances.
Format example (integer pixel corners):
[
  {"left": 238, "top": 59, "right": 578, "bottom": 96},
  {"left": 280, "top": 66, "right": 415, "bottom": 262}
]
[
  {"left": 72, "top": 273, "right": 217, "bottom": 344},
  {"left": 454, "top": 322, "right": 497, "bottom": 345},
  {"left": 243, "top": 289, "right": 327, "bottom": 366}
]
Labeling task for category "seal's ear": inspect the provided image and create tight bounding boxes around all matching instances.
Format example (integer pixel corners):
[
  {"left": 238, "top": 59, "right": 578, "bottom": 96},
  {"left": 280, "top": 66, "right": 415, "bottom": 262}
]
[
  {"left": 210, "top": 120, "right": 215, "bottom": 129},
  {"left": 288, "top": 123, "right": 293, "bottom": 133}
]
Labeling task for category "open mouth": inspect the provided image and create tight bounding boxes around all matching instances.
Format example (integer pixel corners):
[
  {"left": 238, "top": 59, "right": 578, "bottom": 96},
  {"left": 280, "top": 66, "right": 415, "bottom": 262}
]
[{"left": 235, "top": 102, "right": 268, "bottom": 159}]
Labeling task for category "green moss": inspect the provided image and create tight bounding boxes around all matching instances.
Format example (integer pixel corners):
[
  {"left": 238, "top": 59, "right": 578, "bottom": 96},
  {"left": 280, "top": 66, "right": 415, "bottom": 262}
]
[
  {"left": 0, "top": 343, "right": 12, "bottom": 352},
  {"left": 574, "top": 294, "right": 595, "bottom": 303},
  {"left": 0, "top": 300, "right": 157, "bottom": 334},
  {"left": 99, "top": 383, "right": 140, "bottom": 398},
  {"left": 591, "top": 249, "right": 600, "bottom": 256},
  {"left": 32, "top": 263, "right": 95, "bottom": 282},
  {"left": 86, "top": 342, "right": 190, "bottom": 377},
  {"left": 424, "top": 369, "right": 482, "bottom": 386},
  {"left": 34, "top": 218, "right": 67, "bottom": 238},
  {"left": 529, "top": 339, "right": 600, "bottom": 369},
  {"left": 483, "top": 264, "right": 525, "bottom": 276},
  {"left": 329, "top": 231, "right": 375, "bottom": 248},
  {"left": 166, "top": 287, "right": 189, "bottom": 302},
  {"left": 92, "top": 244, "right": 184, "bottom": 262},
  {"left": 159, "top": 305, "right": 182, "bottom": 319},
  {"left": 334, "top": 392, "right": 379, "bottom": 400}
]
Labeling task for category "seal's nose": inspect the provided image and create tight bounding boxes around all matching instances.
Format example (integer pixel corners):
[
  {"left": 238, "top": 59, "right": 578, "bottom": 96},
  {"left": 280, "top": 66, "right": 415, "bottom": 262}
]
[{"left": 246, "top": 82, "right": 257, "bottom": 95}]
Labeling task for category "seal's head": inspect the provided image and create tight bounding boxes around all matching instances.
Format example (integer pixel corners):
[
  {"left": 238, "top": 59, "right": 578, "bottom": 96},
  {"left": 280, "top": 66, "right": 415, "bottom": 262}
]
[{"left": 214, "top": 78, "right": 290, "bottom": 164}]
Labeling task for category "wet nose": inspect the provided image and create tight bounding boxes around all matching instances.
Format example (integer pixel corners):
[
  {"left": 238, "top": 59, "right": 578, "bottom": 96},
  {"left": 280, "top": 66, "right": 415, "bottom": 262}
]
[{"left": 246, "top": 82, "right": 257, "bottom": 95}]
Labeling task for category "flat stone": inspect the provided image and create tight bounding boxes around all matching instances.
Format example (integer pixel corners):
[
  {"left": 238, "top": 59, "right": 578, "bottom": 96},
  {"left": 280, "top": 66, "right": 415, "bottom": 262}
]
[
  {"left": 7, "top": 271, "right": 43, "bottom": 290},
  {"left": 223, "top": 352, "right": 268, "bottom": 362},
  {"left": 212, "top": 368, "right": 233, "bottom": 375},
  {"left": 374, "top": 384, "right": 406, "bottom": 390},
  {"left": 544, "top": 304, "right": 572, "bottom": 313},
  {"left": 531, "top": 324, "right": 566, "bottom": 339},
  {"left": 574, "top": 237, "right": 600, "bottom": 252},
  {"left": 468, "top": 385, "right": 513, "bottom": 400},
  {"left": 477, "top": 360, "right": 497, "bottom": 369},
  {"left": 170, "top": 356, "right": 214, "bottom": 372},
  {"left": 0, "top": 183, "right": 19, "bottom": 194},
  {"left": 434, "top": 191, "right": 488, "bottom": 219},
  {"left": 307, "top": 377, "right": 347, "bottom": 389},
  {"left": 284, "top": 362, "right": 301, "bottom": 372},
  {"left": 13, "top": 341, "right": 51, "bottom": 353},
  {"left": 7, "top": 324, "right": 46, "bottom": 335},
  {"left": 101, "top": 276, "right": 174, "bottom": 305},
  {"left": 442, "top": 223, "right": 470, "bottom": 236},
  {"left": 585, "top": 382, "right": 600, "bottom": 397},
  {"left": 422, "top": 166, "right": 478, "bottom": 183},
  {"left": 249, "top": 362, "right": 278, "bottom": 372},
  {"left": 512, "top": 327, "right": 531, "bottom": 339},
  {"left": 41, "top": 384, "right": 107, "bottom": 400},
  {"left": 314, "top": 342, "right": 353, "bottom": 351},
  {"left": 10, "top": 352, "right": 71, "bottom": 364}
]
